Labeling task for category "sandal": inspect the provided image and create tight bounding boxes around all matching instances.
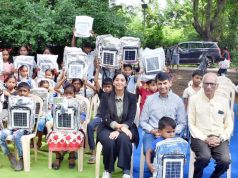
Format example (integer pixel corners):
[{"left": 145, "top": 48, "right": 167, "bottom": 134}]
[
  {"left": 68, "top": 153, "right": 76, "bottom": 169},
  {"left": 52, "top": 154, "right": 64, "bottom": 170},
  {"left": 87, "top": 155, "right": 96, "bottom": 164}
]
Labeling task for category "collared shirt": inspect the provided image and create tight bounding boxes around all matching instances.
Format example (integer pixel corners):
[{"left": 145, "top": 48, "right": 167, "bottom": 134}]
[
  {"left": 140, "top": 91, "right": 186, "bottom": 133},
  {"left": 115, "top": 95, "right": 124, "bottom": 122},
  {"left": 188, "top": 90, "right": 233, "bottom": 141},
  {"left": 110, "top": 95, "right": 126, "bottom": 129}
]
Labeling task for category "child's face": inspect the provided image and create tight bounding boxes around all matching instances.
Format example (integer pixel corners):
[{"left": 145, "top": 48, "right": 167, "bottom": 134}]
[
  {"left": 159, "top": 126, "right": 175, "bottom": 139},
  {"left": 72, "top": 81, "right": 82, "bottom": 92},
  {"left": 124, "top": 67, "right": 133, "bottom": 77},
  {"left": 102, "top": 84, "right": 113, "bottom": 93},
  {"left": 64, "top": 89, "right": 75, "bottom": 99},
  {"left": 43, "top": 49, "right": 51, "bottom": 55},
  {"left": 6, "top": 78, "right": 17, "bottom": 90},
  {"left": 45, "top": 70, "right": 53, "bottom": 79},
  {"left": 192, "top": 75, "right": 203, "bottom": 87},
  {"left": 148, "top": 82, "right": 157, "bottom": 93},
  {"left": 41, "top": 83, "right": 49, "bottom": 90},
  {"left": 2, "top": 50, "right": 10, "bottom": 61},
  {"left": 19, "top": 47, "right": 28, "bottom": 55},
  {"left": 83, "top": 47, "right": 92, "bottom": 54},
  {"left": 20, "top": 67, "right": 28, "bottom": 78},
  {"left": 18, "top": 87, "right": 30, "bottom": 97}
]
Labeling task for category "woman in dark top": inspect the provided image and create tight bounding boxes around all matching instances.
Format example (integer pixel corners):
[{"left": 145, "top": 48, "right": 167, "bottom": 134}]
[{"left": 97, "top": 72, "right": 139, "bottom": 178}]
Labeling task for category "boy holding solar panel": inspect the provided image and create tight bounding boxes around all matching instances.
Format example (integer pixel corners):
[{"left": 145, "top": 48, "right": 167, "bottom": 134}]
[{"left": 0, "top": 82, "right": 35, "bottom": 171}]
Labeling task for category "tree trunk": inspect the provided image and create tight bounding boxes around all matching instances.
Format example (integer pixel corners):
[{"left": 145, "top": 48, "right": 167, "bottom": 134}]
[{"left": 192, "top": 0, "right": 226, "bottom": 41}]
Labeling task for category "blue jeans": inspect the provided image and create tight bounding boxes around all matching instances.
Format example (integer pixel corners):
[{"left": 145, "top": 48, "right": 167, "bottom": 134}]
[
  {"left": 87, "top": 117, "right": 102, "bottom": 150},
  {"left": 0, "top": 129, "right": 26, "bottom": 158},
  {"left": 37, "top": 118, "right": 46, "bottom": 132},
  {"left": 142, "top": 132, "right": 156, "bottom": 154}
]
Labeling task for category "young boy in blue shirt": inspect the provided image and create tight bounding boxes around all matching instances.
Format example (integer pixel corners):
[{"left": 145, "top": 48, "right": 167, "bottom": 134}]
[{"left": 145, "top": 117, "right": 176, "bottom": 173}]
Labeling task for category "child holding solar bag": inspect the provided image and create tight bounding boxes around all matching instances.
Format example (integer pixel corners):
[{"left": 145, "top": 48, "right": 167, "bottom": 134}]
[
  {"left": 0, "top": 82, "right": 35, "bottom": 171},
  {"left": 47, "top": 84, "right": 85, "bottom": 170}
]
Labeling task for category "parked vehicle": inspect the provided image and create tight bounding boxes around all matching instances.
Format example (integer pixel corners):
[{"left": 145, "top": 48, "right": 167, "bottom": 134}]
[{"left": 166, "top": 41, "right": 221, "bottom": 67}]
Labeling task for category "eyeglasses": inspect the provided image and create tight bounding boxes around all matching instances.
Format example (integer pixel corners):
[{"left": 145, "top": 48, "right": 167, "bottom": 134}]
[{"left": 203, "top": 82, "right": 217, "bottom": 87}]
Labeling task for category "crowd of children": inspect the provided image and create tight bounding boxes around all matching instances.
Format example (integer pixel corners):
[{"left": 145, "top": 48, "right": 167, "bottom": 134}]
[{"left": 1, "top": 40, "right": 232, "bottom": 178}]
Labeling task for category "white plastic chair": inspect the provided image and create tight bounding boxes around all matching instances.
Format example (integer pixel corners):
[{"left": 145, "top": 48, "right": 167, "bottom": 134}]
[
  {"left": 134, "top": 95, "right": 141, "bottom": 127},
  {"left": 6, "top": 94, "right": 43, "bottom": 172},
  {"left": 89, "top": 94, "right": 100, "bottom": 119},
  {"left": 48, "top": 96, "right": 90, "bottom": 172},
  {"left": 95, "top": 142, "right": 134, "bottom": 178}
]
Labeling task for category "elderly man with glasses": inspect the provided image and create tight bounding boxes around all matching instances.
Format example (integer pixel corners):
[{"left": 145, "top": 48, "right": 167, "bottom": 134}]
[{"left": 188, "top": 72, "right": 233, "bottom": 178}]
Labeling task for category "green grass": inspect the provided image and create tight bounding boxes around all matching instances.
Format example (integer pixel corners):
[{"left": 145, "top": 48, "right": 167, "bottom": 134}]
[{"left": 0, "top": 142, "right": 123, "bottom": 178}]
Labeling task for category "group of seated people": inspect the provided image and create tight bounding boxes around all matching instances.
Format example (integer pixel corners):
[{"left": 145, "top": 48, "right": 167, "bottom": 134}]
[{"left": 0, "top": 43, "right": 234, "bottom": 178}]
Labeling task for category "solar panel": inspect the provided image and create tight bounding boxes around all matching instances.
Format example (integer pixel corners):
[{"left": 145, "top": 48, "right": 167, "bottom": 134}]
[
  {"left": 162, "top": 155, "right": 184, "bottom": 178},
  {"left": 145, "top": 56, "right": 161, "bottom": 74},
  {"left": 10, "top": 107, "right": 31, "bottom": 129},
  {"left": 123, "top": 48, "right": 137, "bottom": 63},
  {"left": 101, "top": 50, "right": 116, "bottom": 67},
  {"left": 39, "top": 63, "right": 51, "bottom": 73},
  {"left": 68, "top": 63, "right": 84, "bottom": 79},
  {"left": 55, "top": 108, "right": 76, "bottom": 130}
]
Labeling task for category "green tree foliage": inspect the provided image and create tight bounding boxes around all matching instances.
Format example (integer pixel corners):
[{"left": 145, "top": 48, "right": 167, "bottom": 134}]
[
  {"left": 0, "top": 0, "right": 129, "bottom": 51},
  {"left": 126, "top": 0, "right": 163, "bottom": 48},
  {"left": 220, "top": 0, "right": 238, "bottom": 50},
  {"left": 158, "top": 0, "right": 199, "bottom": 46}
]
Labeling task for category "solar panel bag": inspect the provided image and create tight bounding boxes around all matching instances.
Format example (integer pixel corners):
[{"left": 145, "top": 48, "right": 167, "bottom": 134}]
[
  {"left": 120, "top": 36, "right": 141, "bottom": 63},
  {"left": 53, "top": 98, "right": 81, "bottom": 132},
  {"left": 152, "top": 137, "right": 188, "bottom": 178},
  {"left": 36, "top": 54, "right": 58, "bottom": 78},
  {"left": 8, "top": 95, "right": 35, "bottom": 130},
  {"left": 97, "top": 35, "right": 121, "bottom": 69},
  {"left": 30, "top": 88, "right": 49, "bottom": 116},
  {"left": 63, "top": 48, "right": 88, "bottom": 80}
]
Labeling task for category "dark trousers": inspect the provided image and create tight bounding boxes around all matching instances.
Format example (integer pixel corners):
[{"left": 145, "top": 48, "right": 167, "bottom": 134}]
[
  {"left": 87, "top": 117, "right": 101, "bottom": 150},
  {"left": 191, "top": 137, "right": 230, "bottom": 178},
  {"left": 97, "top": 128, "right": 132, "bottom": 172}
]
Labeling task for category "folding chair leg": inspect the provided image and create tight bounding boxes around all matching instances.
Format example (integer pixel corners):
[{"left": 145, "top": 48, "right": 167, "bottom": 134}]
[
  {"left": 21, "top": 137, "right": 31, "bottom": 172},
  {"left": 34, "top": 138, "right": 37, "bottom": 162},
  {"left": 95, "top": 142, "right": 103, "bottom": 178},
  {"left": 130, "top": 144, "right": 134, "bottom": 177},
  {"left": 78, "top": 146, "right": 84, "bottom": 172},
  {"left": 48, "top": 151, "right": 52, "bottom": 169},
  {"left": 227, "top": 164, "right": 231, "bottom": 178},
  {"left": 189, "top": 150, "right": 195, "bottom": 178}
]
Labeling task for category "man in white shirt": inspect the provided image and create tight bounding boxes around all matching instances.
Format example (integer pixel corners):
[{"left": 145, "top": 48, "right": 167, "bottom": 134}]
[{"left": 188, "top": 72, "right": 233, "bottom": 178}]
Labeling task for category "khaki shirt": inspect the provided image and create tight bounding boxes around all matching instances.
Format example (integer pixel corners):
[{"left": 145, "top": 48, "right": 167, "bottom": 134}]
[{"left": 188, "top": 90, "right": 233, "bottom": 141}]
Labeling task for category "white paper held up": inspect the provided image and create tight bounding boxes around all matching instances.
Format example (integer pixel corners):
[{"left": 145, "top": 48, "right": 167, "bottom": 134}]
[{"left": 74, "top": 16, "right": 94, "bottom": 38}]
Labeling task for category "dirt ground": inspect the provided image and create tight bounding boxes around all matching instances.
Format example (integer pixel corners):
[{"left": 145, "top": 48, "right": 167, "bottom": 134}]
[{"left": 170, "top": 67, "right": 238, "bottom": 97}]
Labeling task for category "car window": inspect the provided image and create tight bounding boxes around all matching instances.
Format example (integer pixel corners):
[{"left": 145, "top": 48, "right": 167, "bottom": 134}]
[
  {"left": 204, "top": 43, "right": 218, "bottom": 48},
  {"left": 190, "top": 43, "right": 203, "bottom": 49},
  {"left": 179, "top": 43, "right": 188, "bottom": 49}
]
